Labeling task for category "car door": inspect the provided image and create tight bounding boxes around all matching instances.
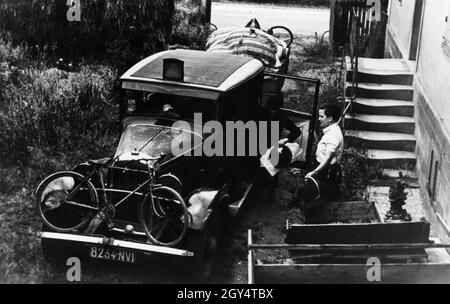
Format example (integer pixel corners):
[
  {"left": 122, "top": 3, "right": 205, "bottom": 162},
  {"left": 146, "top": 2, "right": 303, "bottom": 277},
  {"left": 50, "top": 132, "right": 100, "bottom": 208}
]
[{"left": 263, "top": 72, "right": 321, "bottom": 169}]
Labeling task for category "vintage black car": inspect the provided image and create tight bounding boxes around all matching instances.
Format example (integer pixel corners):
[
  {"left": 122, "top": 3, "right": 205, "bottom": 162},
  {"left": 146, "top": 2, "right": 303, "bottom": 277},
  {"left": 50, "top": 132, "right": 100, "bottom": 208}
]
[{"left": 36, "top": 49, "right": 319, "bottom": 278}]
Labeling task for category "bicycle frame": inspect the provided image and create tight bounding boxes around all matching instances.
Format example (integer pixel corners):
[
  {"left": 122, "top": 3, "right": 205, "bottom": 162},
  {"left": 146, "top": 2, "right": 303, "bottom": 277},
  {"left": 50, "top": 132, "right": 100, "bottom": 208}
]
[{"left": 64, "top": 162, "right": 160, "bottom": 217}]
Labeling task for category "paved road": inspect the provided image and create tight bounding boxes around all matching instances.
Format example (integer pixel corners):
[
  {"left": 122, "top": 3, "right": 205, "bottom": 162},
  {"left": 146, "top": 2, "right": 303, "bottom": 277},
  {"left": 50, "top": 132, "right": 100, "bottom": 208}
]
[{"left": 211, "top": 2, "right": 330, "bottom": 35}]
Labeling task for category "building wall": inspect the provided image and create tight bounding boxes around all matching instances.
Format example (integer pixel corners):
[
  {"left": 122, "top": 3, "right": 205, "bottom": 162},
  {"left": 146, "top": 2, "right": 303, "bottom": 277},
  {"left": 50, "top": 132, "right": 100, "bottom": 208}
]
[
  {"left": 415, "top": 0, "right": 450, "bottom": 226},
  {"left": 414, "top": 82, "right": 450, "bottom": 227},
  {"left": 386, "top": 0, "right": 416, "bottom": 58},
  {"left": 386, "top": 0, "right": 450, "bottom": 228},
  {"left": 416, "top": 1, "right": 450, "bottom": 132}
]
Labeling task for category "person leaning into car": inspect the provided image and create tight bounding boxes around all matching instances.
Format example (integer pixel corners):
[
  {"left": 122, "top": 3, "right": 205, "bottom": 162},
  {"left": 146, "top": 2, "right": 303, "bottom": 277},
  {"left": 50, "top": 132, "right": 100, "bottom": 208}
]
[
  {"left": 263, "top": 94, "right": 302, "bottom": 145},
  {"left": 290, "top": 103, "right": 344, "bottom": 209},
  {"left": 256, "top": 94, "right": 302, "bottom": 195}
]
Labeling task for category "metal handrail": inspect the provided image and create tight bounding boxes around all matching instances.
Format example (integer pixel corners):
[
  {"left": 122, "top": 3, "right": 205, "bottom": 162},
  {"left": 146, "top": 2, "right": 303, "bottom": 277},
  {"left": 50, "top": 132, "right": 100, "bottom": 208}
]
[
  {"left": 337, "top": 41, "right": 357, "bottom": 135},
  {"left": 337, "top": 2, "right": 372, "bottom": 134},
  {"left": 337, "top": 95, "right": 357, "bottom": 134}
]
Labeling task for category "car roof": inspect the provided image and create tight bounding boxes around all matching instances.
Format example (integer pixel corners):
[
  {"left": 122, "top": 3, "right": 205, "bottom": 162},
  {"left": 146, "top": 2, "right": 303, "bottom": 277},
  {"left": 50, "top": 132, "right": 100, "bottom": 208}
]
[{"left": 120, "top": 49, "right": 265, "bottom": 100}]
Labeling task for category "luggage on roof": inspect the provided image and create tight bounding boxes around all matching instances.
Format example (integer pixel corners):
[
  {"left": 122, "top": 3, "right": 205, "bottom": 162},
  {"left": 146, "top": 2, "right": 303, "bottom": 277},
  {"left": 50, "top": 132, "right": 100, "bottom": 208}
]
[{"left": 206, "top": 27, "right": 288, "bottom": 69}]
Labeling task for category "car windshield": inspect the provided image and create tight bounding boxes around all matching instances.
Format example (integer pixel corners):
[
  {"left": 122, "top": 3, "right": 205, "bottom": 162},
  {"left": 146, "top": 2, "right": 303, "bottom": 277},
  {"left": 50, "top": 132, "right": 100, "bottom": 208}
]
[{"left": 124, "top": 90, "right": 217, "bottom": 122}]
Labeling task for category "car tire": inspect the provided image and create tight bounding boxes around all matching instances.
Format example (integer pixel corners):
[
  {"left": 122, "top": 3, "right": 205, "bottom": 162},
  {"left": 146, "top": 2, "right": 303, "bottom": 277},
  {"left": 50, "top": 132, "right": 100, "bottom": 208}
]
[{"left": 187, "top": 212, "right": 221, "bottom": 280}]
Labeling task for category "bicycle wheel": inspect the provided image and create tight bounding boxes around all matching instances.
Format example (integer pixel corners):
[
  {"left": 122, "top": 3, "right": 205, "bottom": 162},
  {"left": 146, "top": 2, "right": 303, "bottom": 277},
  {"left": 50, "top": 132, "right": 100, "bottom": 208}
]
[
  {"left": 36, "top": 171, "right": 98, "bottom": 232},
  {"left": 267, "top": 25, "right": 294, "bottom": 48},
  {"left": 140, "top": 186, "right": 189, "bottom": 247}
]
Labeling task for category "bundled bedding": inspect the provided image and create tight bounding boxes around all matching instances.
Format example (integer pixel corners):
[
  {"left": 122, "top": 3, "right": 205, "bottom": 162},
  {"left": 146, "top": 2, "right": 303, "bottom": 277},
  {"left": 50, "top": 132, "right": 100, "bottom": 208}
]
[{"left": 206, "top": 27, "right": 288, "bottom": 70}]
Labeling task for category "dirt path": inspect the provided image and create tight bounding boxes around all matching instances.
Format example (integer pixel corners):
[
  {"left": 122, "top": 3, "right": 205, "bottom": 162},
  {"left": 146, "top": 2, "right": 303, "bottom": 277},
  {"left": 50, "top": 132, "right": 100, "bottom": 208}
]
[{"left": 212, "top": 170, "right": 306, "bottom": 283}]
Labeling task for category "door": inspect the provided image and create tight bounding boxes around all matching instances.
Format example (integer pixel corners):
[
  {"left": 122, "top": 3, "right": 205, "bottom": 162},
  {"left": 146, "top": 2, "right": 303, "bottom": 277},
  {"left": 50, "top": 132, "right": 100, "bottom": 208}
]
[
  {"left": 263, "top": 72, "right": 321, "bottom": 170},
  {"left": 409, "top": 0, "right": 425, "bottom": 61}
]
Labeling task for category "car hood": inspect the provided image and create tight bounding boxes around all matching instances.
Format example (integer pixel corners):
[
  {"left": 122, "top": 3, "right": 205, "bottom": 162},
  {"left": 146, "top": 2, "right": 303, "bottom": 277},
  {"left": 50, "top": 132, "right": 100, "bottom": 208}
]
[{"left": 114, "top": 117, "right": 203, "bottom": 167}]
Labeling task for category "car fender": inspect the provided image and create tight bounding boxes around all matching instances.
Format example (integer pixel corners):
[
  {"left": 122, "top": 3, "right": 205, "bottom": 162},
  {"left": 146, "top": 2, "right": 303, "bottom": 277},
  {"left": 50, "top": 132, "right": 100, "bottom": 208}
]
[{"left": 187, "top": 189, "right": 225, "bottom": 231}]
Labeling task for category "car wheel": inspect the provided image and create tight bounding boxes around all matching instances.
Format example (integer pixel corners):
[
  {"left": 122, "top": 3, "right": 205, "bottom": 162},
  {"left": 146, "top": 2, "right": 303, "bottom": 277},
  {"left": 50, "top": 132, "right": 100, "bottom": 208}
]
[{"left": 187, "top": 213, "right": 221, "bottom": 280}]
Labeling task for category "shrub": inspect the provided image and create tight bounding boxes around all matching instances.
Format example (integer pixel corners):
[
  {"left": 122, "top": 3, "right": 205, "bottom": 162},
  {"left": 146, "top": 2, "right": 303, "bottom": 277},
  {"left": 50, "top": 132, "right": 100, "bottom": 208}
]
[
  {"left": 340, "top": 144, "right": 377, "bottom": 201},
  {"left": 320, "top": 74, "right": 342, "bottom": 106},
  {"left": 171, "top": 2, "right": 213, "bottom": 50},
  {"left": 0, "top": 64, "right": 119, "bottom": 160},
  {"left": 0, "top": 0, "right": 175, "bottom": 70},
  {"left": 0, "top": 40, "right": 119, "bottom": 188},
  {"left": 302, "top": 32, "right": 332, "bottom": 63}
]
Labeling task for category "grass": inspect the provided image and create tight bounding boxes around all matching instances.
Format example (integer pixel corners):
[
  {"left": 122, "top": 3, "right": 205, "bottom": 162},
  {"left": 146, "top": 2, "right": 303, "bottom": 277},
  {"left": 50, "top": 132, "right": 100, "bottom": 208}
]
[
  {"left": 0, "top": 190, "right": 49, "bottom": 283},
  {"left": 0, "top": 0, "right": 174, "bottom": 72},
  {"left": 284, "top": 34, "right": 342, "bottom": 113},
  {"left": 0, "top": 2, "right": 204, "bottom": 283}
]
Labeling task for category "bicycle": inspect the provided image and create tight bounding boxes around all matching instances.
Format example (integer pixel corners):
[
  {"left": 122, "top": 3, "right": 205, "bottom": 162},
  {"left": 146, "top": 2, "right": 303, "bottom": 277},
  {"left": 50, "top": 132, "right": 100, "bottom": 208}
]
[{"left": 35, "top": 153, "right": 189, "bottom": 247}]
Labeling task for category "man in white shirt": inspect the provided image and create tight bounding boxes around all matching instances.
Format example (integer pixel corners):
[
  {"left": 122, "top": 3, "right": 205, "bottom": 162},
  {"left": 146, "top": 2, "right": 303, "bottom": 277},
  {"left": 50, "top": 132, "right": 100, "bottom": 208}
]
[{"left": 290, "top": 103, "right": 344, "bottom": 209}]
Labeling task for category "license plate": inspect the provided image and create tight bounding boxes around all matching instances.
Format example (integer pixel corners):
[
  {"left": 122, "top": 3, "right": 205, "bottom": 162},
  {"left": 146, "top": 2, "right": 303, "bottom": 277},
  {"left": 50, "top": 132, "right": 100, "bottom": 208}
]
[{"left": 89, "top": 246, "right": 136, "bottom": 263}]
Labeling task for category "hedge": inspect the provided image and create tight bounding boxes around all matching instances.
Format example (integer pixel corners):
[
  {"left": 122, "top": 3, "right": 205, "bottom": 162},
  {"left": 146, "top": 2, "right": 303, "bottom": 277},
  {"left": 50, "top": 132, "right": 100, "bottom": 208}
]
[
  {"left": 0, "top": 40, "right": 119, "bottom": 189},
  {"left": 0, "top": 0, "right": 175, "bottom": 70}
]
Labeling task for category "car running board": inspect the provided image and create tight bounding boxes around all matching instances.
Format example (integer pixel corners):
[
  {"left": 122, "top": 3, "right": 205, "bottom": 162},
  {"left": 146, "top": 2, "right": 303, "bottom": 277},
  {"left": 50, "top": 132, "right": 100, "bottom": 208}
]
[{"left": 228, "top": 183, "right": 254, "bottom": 217}]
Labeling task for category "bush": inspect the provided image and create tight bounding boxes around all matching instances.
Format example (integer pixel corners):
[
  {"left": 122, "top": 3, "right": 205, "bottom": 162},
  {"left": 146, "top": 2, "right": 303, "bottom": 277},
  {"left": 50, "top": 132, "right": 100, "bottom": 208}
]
[
  {"left": 339, "top": 143, "right": 380, "bottom": 201},
  {"left": 302, "top": 32, "right": 332, "bottom": 63},
  {"left": 0, "top": 40, "right": 119, "bottom": 189},
  {"left": 320, "top": 74, "right": 342, "bottom": 106},
  {"left": 0, "top": 0, "right": 175, "bottom": 70},
  {"left": 0, "top": 1, "right": 216, "bottom": 192},
  {"left": 171, "top": 7, "right": 213, "bottom": 50}
]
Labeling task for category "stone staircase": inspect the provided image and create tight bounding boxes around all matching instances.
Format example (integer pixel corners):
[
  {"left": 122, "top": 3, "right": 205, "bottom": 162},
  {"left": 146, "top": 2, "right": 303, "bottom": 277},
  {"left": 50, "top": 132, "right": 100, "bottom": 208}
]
[{"left": 343, "top": 57, "right": 417, "bottom": 175}]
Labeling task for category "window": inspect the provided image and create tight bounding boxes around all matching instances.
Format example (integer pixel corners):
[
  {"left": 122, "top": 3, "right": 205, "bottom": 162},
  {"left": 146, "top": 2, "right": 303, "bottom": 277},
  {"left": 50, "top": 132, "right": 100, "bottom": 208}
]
[{"left": 123, "top": 90, "right": 217, "bottom": 121}]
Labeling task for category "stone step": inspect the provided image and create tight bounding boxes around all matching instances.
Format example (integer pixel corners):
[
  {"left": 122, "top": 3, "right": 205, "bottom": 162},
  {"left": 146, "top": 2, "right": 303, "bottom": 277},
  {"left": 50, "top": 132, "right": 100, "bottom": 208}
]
[
  {"left": 381, "top": 169, "right": 418, "bottom": 180},
  {"left": 366, "top": 149, "right": 417, "bottom": 169},
  {"left": 346, "top": 57, "right": 412, "bottom": 74},
  {"left": 341, "top": 98, "right": 414, "bottom": 117},
  {"left": 345, "top": 114, "right": 415, "bottom": 134},
  {"left": 345, "top": 130, "right": 416, "bottom": 152},
  {"left": 372, "top": 169, "right": 420, "bottom": 187},
  {"left": 346, "top": 57, "right": 413, "bottom": 85},
  {"left": 346, "top": 82, "right": 413, "bottom": 101}
]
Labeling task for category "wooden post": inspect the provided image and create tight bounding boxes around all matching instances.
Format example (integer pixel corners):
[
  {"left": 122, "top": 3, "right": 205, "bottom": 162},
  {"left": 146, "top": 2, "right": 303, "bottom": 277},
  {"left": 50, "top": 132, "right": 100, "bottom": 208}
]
[
  {"left": 248, "top": 229, "right": 255, "bottom": 284},
  {"left": 329, "top": 0, "right": 336, "bottom": 49},
  {"left": 203, "top": 0, "right": 211, "bottom": 24},
  {"left": 364, "top": 11, "right": 388, "bottom": 58},
  {"left": 197, "top": 0, "right": 211, "bottom": 24},
  {"left": 329, "top": 0, "right": 350, "bottom": 54}
]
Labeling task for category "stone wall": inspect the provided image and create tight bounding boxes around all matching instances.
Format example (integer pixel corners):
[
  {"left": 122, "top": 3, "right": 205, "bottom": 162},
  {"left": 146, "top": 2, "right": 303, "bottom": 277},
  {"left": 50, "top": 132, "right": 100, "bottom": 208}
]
[
  {"left": 414, "top": 81, "right": 450, "bottom": 230},
  {"left": 385, "top": 0, "right": 450, "bottom": 240}
]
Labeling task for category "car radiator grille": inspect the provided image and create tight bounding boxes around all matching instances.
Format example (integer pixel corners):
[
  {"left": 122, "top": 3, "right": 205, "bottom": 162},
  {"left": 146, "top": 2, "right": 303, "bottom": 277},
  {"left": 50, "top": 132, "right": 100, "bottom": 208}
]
[{"left": 109, "top": 167, "right": 149, "bottom": 223}]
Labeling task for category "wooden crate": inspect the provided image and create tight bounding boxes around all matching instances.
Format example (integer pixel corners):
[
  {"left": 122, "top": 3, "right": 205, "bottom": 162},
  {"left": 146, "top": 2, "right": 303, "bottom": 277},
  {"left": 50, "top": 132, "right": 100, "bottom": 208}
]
[
  {"left": 303, "top": 201, "right": 380, "bottom": 224},
  {"left": 248, "top": 216, "right": 450, "bottom": 284}
]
